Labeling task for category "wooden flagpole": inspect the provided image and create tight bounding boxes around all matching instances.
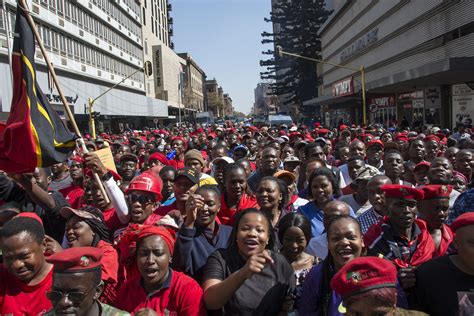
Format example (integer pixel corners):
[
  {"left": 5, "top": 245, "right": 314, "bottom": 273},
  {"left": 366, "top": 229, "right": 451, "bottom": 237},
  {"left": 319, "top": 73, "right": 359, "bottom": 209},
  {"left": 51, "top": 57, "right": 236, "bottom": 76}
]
[{"left": 18, "top": 0, "right": 110, "bottom": 204}]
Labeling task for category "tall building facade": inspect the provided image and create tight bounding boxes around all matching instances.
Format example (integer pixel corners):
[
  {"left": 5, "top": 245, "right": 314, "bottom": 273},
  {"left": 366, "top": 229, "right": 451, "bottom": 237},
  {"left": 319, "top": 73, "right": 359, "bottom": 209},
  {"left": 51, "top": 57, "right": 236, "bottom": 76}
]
[
  {"left": 254, "top": 82, "right": 277, "bottom": 116},
  {"left": 0, "top": 0, "right": 168, "bottom": 133},
  {"left": 178, "top": 53, "right": 205, "bottom": 113},
  {"left": 305, "top": 0, "right": 474, "bottom": 128}
]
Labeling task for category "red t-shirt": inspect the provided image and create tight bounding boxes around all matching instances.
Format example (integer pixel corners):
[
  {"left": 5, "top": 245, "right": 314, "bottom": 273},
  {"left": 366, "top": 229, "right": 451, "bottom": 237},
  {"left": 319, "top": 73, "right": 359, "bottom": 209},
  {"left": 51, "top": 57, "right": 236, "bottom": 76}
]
[
  {"left": 218, "top": 193, "right": 258, "bottom": 226},
  {"left": 97, "top": 240, "right": 119, "bottom": 305},
  {"left": 155, "top": 201, "right": 178, "bottom": 216},
  {"left": 0, "top": 264, "right": 53, "bottom": 315},
  {"left": 102, "top": 208, "right": 127, "bottom": 235},
  {"left": 62, "top": 185, "right": 84, "bottom": 209},
  {"left": 114, "top": 270, "right": 205, "bottom": 315}
]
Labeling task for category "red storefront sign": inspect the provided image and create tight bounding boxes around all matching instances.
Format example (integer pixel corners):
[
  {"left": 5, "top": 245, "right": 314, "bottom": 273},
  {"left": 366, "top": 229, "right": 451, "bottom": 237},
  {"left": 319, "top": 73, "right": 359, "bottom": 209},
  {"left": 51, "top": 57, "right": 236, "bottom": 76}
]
[{"left": 332, "top": 77, "right": 354, "bottom": 97}]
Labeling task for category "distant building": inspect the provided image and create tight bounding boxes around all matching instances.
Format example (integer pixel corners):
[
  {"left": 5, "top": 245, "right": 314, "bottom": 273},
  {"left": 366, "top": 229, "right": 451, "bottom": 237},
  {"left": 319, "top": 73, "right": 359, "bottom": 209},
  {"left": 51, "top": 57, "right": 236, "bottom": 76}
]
[
  {"left": 223, "top": 93, "right": 233, "bottom": 117},
  {"left": 254, "top": 83, "right": 277, "bottom": 116},
  {"left": 0, "top": 0, "right": 168, "bottom": 132},
  {"left": 178, "top": 53, "right": 206, "bottom": 116},
  {"left": 306, "top": 0, "right": 474, "bottom": 128}
]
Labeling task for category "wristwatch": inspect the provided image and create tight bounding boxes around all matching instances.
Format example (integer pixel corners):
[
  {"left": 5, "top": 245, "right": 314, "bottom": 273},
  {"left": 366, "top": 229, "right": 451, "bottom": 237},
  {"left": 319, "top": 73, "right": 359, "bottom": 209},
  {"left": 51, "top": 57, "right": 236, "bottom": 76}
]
[{"left": 101, "top": 171, "right": 113, "bottom": 182}]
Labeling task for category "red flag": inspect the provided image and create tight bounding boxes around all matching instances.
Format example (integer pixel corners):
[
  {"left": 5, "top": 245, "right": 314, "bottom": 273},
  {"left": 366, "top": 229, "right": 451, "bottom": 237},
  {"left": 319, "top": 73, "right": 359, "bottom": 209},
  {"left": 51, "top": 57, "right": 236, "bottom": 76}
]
[{"left": 0, "top": 6, "right": 76, "bottom": 173}]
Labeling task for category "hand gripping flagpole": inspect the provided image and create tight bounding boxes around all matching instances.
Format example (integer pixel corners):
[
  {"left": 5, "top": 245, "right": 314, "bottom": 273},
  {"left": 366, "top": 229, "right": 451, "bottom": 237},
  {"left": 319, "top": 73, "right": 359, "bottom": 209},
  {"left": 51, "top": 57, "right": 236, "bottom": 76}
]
[{"left": 18, "top": 0, "right": 110, "bottom": 204}]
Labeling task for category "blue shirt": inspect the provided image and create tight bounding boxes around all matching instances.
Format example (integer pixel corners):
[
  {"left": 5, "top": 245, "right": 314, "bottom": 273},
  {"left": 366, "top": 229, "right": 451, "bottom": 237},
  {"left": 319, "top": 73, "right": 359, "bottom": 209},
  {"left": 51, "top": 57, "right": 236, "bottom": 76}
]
[
  {"left": 297, "top": 263, "right": 344, "bottom": 316},
  {"left": 298, "top": 200, "right": 356, "bottom": 238},
  {"left": 448, "top": 188, "right": 474, "bottom": 224}
]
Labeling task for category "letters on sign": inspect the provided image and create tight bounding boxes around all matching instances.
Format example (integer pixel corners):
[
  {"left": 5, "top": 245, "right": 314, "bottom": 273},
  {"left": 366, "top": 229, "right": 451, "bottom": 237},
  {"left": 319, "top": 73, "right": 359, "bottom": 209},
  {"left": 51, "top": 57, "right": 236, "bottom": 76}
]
[
  {"left": 46, "top": 94, "right": 79, "bottom": 104},
  {"left": 340, "top": 28, "right": 379, "bottom": 62},
  {"left": 332, "top": 77, "right": 354, "bottom": 97}
]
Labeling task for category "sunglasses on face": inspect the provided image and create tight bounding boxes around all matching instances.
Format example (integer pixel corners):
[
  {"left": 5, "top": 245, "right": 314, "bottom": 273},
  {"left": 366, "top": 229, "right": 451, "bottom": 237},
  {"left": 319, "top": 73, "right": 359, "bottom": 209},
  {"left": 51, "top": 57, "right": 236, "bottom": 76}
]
[
  {"left": 46, "top": 288, "right": 94, "bottom": 305},
  {"left": 127, "top": 193, "right": 154, "bottom": 205}
]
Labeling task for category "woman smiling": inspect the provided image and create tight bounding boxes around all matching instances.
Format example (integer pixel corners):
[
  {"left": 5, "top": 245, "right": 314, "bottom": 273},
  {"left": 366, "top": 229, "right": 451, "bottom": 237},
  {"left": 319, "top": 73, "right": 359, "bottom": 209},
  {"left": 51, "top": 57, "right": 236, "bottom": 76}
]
[
  {"left": 173, "top": 185, "right": 232, "bottom": 282},
  {"left": 298, "top": 215, "right": 364, "bottom": 315},
  {"left": 202, "top": 208, "right": 295, "bottom": 315}
]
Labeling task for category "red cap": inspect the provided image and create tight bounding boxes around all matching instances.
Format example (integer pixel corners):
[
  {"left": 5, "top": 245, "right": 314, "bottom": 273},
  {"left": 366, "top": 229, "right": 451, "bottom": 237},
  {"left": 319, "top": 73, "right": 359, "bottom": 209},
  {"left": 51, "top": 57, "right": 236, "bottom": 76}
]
[
  {"left": 367, "top": 140, "right": 384, "bottom": 150},
  {"left": 278, "top": 130, "right": 287, "bottom": 136},
  {"left": 15, "top": 212, "right": 43, "bottom": 225},
  {"left": 424, "top": 135, "right": 440, "bottom": 144},
  {"left": 330, "top": 257, "right": 397, "bottom": 299},
  {"left": 381, "top": 184, "right": 424, "bottom": 201},
  {"left": 148, "top": 152, "right": 170, "bottom": 166},
  {"left": 69, "top": 155, "right": 84, "bottom": 164},
  {"left": 47, "top": 247, "right": 103, "bottom": 272},
  {"left": 414, "top": 161, "right": 431, "bottom": 173},
  {"left": 420, "top": 185, "right": 452, "bottom": 200},
  {"left": 126, "top": 172, "right": 163, "bottom": 200},
  {"left": 450, "top": 212, "right": 474, "bottom": 232}
]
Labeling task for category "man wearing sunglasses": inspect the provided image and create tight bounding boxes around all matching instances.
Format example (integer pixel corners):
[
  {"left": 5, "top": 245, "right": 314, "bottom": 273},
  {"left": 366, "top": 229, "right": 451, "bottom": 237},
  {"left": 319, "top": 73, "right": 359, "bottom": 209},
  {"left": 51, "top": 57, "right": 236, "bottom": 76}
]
[
  {"left": 45, "top": 247, "right": 128, "bottom": 315},
  {"left": 125, "top": 172, "right": 163, "bottom": 226}
]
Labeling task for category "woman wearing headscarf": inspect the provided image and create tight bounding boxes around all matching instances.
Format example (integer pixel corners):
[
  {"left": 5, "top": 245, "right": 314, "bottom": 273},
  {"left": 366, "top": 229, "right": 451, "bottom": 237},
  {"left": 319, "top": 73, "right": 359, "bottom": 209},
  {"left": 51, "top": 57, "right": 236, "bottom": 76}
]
[
  {"left": 114, "top": 225, "right": 205, "bottom": 315},
  {"left": 59, "top": 205, "right": 119, "bottom": 304}
]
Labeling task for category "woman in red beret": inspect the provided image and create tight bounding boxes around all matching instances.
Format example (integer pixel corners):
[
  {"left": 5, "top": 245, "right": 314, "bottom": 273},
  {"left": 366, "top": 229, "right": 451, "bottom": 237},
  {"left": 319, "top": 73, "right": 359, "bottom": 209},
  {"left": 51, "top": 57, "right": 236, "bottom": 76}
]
[{"left": 114, "top": 225, "right": 205, "bottom": 315}]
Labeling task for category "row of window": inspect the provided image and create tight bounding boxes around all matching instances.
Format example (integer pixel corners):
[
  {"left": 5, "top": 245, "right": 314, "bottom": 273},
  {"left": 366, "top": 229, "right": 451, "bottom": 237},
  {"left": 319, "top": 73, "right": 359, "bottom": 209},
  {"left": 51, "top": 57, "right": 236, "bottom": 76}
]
[
  {"left": 91, "top": 0, "right": 141, "bottom": 37},
  {"left": 119, "top": 0, "right": 141, "bottom": 19},
  {"left": 34, "top": 0, "right": 142, "bottom": 60},
  {"left": 36, "top": 22, "right": 144, "bottom": 83}
]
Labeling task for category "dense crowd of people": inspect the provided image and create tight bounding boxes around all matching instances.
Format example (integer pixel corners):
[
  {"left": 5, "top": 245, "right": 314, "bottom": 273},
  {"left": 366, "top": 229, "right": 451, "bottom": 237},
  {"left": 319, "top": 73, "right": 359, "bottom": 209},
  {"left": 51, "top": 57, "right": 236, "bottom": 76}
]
[{"left": 1, "top": 121, "right": 474, "bottom": 315}]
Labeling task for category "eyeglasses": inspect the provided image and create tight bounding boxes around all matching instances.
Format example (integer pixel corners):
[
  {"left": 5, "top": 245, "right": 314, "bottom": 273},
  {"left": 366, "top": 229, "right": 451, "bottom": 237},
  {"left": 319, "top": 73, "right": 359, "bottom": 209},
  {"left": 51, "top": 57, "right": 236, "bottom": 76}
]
[
  {"left": 46, "top": 287, "right": 95, "bottom": 305},
  {"left": 127, "top": 193, "right": 154, "bottom": 205}
]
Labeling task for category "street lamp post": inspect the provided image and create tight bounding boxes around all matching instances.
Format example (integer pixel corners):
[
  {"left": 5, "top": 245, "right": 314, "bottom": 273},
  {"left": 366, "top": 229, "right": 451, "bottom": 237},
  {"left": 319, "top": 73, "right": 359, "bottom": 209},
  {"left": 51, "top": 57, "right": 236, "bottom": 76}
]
[
  {"left": 88, "top": 61, "right": 152, "bottom": 138},
  {"left": 276, "top": 46, "right": 368, "bottom": 126}
]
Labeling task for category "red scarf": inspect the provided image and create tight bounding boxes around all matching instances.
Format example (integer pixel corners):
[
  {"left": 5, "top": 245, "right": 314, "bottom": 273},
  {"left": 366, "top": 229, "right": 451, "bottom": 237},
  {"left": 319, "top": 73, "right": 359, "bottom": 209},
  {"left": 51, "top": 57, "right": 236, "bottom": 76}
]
[{"left": 364, "top": 217, "right": 436, "bottom": 268}]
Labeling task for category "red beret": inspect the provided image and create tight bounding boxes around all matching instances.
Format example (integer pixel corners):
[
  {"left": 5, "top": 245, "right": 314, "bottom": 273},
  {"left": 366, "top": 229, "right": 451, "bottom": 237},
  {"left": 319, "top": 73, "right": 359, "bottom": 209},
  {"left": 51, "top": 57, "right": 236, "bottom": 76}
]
[
  {"left": 450, "top": 212, "right": 474, "bottom": 232},
  {"left": 289, "top": 132, "right": 303, "bottom": 139},
  {"left": 47, "top": 247, "right": 103, "bottom": 272},
  {"left": 148, "top": 152, "right": 170, "bottom": 166},
  {"left": 317, "top": 128, "right": 330, "bottom": 135},
  {"left": 126, "top": 172, "right": 163, "bottom": 201},
  {"left": 330, "top": 257, "right": 397, "bottom": 299},
  {"left": 367, "top": 140, "right": 384, "bottom": 150},
  {"left": 414, "top": 161, "right": 431, "bottom": 173},
  {"left": 381, "top": 184, "right": 424, "bottom": 201},
  {"left": 339, "top": 124, "right": 349, "bottom": 131},
  {"left": 420, "top": 185, "right": 452, "bottom": 200},
  {"left": 394, "top": 133, "right": 408, "bottom": 142},
  {"left": 15, "top": 212, "right": 43, "bottom": 225},
  {"left": 424, "top": 135, "right": 440, "bottom": 144}
]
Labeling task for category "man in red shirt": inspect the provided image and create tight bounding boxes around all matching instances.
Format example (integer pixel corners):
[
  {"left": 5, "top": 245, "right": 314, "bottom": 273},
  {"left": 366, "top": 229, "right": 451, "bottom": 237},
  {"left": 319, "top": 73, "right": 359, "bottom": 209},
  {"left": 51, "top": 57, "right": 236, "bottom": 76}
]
[
  {"left": 418, "top": 184, "right": 454, "bottom": 257},
  {"left": 59, "top": 155, "right": 84, "bottom": 209},
  {"left": 0, "top": 213, "right": 53, "bottom": 315}
]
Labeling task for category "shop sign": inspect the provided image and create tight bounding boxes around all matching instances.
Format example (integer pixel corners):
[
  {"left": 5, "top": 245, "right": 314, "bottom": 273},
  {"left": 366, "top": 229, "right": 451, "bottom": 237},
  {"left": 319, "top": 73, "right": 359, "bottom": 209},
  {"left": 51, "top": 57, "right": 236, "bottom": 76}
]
[
  {"left": 413, "top": 99, "right": 424, "bottom": 109},
  {"left": 45, "top": 93, "right": 79, "bottom": 105},
  {"left": 453, "top": 95, "right": 474, "bottom": 127},
  {"left": 424, "top": 87, "right": 441, "bottom": 108},
  {"left": 332, "top": 77, "right": 353, "bottom": 97},
  {"left": 369, "top": 96, "right": 395, "bottom": 109},
  {"left": 453, "top": 84, "right": 474, "bottom": 96},
  {"left": 340, "top": 28, "right": 379, "bottom": 62}
]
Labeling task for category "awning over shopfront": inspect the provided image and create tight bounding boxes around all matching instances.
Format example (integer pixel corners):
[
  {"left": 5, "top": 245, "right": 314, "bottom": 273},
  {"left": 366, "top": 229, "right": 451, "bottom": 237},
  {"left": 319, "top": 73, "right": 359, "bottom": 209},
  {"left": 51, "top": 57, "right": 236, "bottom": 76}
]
[{"left": 367, "top": 57, "right": 474, "bottom": 93}]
